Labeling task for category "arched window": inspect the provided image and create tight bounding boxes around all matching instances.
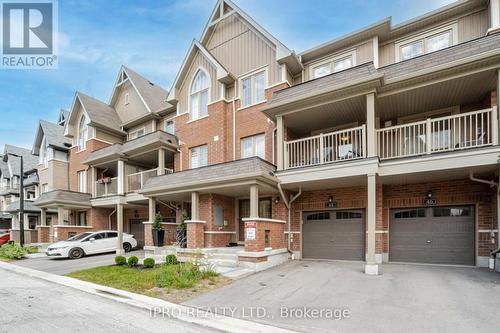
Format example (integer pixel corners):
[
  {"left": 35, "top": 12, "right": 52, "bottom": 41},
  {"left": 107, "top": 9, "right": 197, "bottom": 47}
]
[
  {"left": 190, "top": 69, "right": 209, "bottom": 120},
  {"left": 39, "top": 136, "right": 48, "bottom": 166},
  {"left": 78, "top": 114, "right": 88, "bottom": 149}
]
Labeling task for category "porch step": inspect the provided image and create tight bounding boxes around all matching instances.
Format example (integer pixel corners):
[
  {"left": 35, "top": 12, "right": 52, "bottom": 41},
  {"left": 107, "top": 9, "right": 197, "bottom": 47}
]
[
  {"left": 208, "top": 253, "right": 239, "bottom": 261},
  {"left": 208, "top": 258, "right": 239, "bottom": 268}
]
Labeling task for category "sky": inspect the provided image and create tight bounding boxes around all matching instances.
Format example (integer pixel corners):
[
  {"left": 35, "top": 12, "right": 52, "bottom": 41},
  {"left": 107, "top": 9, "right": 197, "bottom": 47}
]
[{"left": 0, "top": 0, "right": 455, "bottom": 152}]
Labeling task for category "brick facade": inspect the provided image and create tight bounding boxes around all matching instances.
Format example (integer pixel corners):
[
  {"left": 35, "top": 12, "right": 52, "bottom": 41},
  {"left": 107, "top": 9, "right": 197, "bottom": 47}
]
[
  {"left": 37, "top": 226, "right": 50, "bottom": 243},
  {"left": 68, "top": 138, "right": 110, "bottom": 192},
  {"left": 243, "top": 219, "right": 286, "bottom": 252}
]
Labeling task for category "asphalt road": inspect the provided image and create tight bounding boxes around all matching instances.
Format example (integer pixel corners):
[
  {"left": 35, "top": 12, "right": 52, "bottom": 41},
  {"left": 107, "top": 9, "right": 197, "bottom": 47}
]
[
  {"left": 0, "top": 268, "right": 219, "bottom": 333},
  {"left": 12, "top": 250, "right": 144, "bottom": 275}
]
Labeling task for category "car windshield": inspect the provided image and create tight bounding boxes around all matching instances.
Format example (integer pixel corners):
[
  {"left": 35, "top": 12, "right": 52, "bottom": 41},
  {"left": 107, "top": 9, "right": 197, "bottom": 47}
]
[{"left": 67, "top": 232, "right": 94, "bottom": 241}]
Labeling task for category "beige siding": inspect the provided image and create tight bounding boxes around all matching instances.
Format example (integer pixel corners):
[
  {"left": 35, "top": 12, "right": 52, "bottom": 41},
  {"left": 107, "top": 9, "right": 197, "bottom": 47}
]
[
  {"left": 458, "top": 9, "right": 488, "bottom": 42},
  {"left": 356, "top": 40, "right": 374, "bottom": 65},
  {"left": 95, "top": 129, "right": 123, "bottom": 144},
  {"left": 38, "top": 160, "right": 69, "bottom": 192},
  {"left": 379, "top": 43, "right": 395, "bottom": 67},
  {"left": 177, "top": 50, "right": 219, "bottom": 114},
  {"left": 207, "top": 14, "right": 280, "bottom": 86},
  {"left": 113, "top": 80, "right": 149, "bottom": 123},
  {"left": 128, "top": 121, "right": 155, "bottom": 138}
]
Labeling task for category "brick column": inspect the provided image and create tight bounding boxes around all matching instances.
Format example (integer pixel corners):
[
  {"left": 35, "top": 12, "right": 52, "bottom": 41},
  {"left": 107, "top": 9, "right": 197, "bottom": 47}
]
[
  {"left": 185, "top": 220, "right": 205, "bottom": 248},
  {"left": 37, "top": 226, "right": 50, "bottom": 243},
  {"left": 243, "top": 218, "right": 286, "bottom": 252}
]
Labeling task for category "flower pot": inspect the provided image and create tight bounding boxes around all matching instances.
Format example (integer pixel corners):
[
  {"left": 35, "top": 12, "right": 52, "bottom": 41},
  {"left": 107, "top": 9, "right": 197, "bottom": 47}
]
[
  {"left": 152, "top": 229, "right": 165, "bottom": 247},
  {"left": 176, "top": 229, "right": 187, "bottom": 248}
]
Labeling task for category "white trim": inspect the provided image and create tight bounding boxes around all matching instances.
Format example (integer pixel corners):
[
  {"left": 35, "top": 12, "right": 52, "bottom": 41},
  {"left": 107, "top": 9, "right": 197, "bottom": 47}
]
[
  {"left": 283, "top": 231, "right": 300, "bottom": 234},
  {"left": 188, "top": 66, "right": 211, "bottom": 121},
  {"left": 478, "top": 229, "right": 498, "bottom": 233},
  {"left": 204, "top": 231, "right": 237, "bottom": 234},
  {"left": 237, "top": 100, "right": 267, "bottom": 112},
  {"left": 142, "top": 222, "right": 179, "bottom": 225},
  {"left": 184, "top": 220, "right": 206, "bottom": 224},
  {"left": 242, "top": 217, "right": 286, "bottom": 224},
  {"left": 186, "top": 114, "right": 209, "bottom": 124},
  {"left": 238, "top": 66, "right": 268, "bottom": 108},
  {"left": 237, "top": 248, "right": 288, "bottom": 258},
  {"left": 394, "top": 22, "right": 458, "bottom": 62},
  {"left": 128, "top": 126, "right": 146, "bottom": 140},
  {"left": 309, "top": 49, "right": 356, "bottom": 80},
  {"left": 52, "top": 225, "right": 93, "bottom": 229}
]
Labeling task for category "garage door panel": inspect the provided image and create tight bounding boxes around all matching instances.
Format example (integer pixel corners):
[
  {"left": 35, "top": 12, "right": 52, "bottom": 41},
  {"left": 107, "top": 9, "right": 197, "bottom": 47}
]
[
  {"left": 390, "top": 206, "right": 474, "bottom": 265},
  {"left": 303, "top": 210, "right": 364, "bottom": 261}
]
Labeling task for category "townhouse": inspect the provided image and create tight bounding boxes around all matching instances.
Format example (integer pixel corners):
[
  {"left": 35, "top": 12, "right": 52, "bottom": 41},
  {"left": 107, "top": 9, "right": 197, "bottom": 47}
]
[{"left": 6, "top": 0, "right": 498, "bottom": 274}]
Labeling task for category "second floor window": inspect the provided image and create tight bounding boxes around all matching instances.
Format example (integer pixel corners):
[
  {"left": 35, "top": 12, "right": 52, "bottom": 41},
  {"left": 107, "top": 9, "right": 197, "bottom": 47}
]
[
  {"left": 398, "top": 26, "right": 454, "bottom": 62},
  {"left": 312, "top": 53, "right": 354, "bottom": 79},
  {"left": 129, "top": 128, "right": 145, "bottom": 140},
  {"left": 42, "top": 183, "right": 48, "bottom": 193},
  {"left": 190, "top": 145, "right": 208, "bottom": 169},
  {"left": 241, "top": 70, "right": 265, "bottom": 107},
  {"left": 77, "top": 171, "right": 86, "bottom": 193},
  {"left": 78, "top": 114, "right": 88, "bottom": 150},
  {"left": 39, "top": 136, "right": 48, "bottom": 167},
  {"left": 190, "top": 70, "right": 209, "bottom": 120},
  {"left": 165, "top": 119, "right": 175, "bottom": 134},
  {"left": 241, "top": 134, "right": 265, "bottom": 159}
]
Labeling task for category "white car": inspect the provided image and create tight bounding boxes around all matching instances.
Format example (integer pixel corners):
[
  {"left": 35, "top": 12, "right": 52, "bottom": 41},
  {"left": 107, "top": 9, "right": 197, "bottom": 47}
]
[{"left": 46, "top": 230, "right": 137, "bottom": 259}]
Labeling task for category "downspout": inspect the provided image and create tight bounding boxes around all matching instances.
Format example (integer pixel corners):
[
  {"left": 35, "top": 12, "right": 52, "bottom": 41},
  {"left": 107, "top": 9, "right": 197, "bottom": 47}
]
[
  {"left": 232, "top": 85, "right": 237, "bottom": 161},
  {"left": 278, "top": 183, "right": 302, "bottom": 258},
  {"left": 469, "top": 171, "right": 499, "bottom": 264},
  {"left": 108, "top": 208, "right": 116, "bottom": 230},
  {"left": 177, "top": 141, "right": 183, "bottom": 171}
]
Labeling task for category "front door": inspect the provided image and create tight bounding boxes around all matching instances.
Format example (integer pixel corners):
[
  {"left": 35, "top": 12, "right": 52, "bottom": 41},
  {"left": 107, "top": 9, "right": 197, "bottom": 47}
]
[
  {"left": 130, "top": 219, "right": 145, "bottom": 248},
  {"left": 238, "top": 200, "right": 250, "bottom": 242}
]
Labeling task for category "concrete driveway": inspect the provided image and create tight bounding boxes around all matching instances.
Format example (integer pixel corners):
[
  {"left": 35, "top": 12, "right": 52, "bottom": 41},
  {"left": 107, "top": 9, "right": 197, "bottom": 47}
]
[
  {"left": 13, "top": 250, "right": 144, "bottom": 275},
  {"left": 185, "top": 260, "right": 500, "bottom": 333}
]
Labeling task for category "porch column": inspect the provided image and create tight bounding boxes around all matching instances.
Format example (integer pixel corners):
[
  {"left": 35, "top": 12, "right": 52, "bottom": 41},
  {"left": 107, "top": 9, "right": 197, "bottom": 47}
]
[
  {"left": 40, "top": 208, "right": 47, "bottom": 226},
  {"left": 495, "top": 69, "right": 500, "bottom": 145},
  {"left": 57, "top": 207, "right": 64, "bottom": 225},
  {"left": 276, "top": 116, "right": 285, "bottom": 170},
  {"left": 117, "top": 160, "right": 125, "bottom": 195},
  {"left": 191, "top": 192, "right": 200, "bottom": 221},
  {"left": 489, "top": 0, "right": 500, "bottom": 33},
  {"left": 91, "top": 166, "right": 96, "bottom": 197},
  {"left": 365, "top": 173, "right": 379, "bottom": 275},
  {"left": 249, "top": 184, "right": 259, "bottom": 218},
  {"left": 12, "top": 214, "right": 19, "bottom": 229},
  {"left": 157, "top": 148, "right": 166, "bottom": 176},
  {"left": 148, "top": 197, "right": 156, "bottom": 222},
  {"left": 366, "top": 93, "right": 376, "bottom": 157},
  {"left": 116, "top": 203, "right": 124, "bottom": 255}
]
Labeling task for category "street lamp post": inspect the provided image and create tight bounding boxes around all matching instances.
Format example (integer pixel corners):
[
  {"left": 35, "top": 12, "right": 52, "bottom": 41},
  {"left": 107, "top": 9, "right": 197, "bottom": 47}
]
[{"left": 9, "top": 153, "right": 24, "bottom": 247}]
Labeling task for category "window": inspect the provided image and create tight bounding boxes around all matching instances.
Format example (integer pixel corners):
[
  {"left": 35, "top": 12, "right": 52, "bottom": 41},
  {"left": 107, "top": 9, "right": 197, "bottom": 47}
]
[
  {"left": 42, "top": 183, "right": 48, "bottom": 193},
  {"left": 78, "top": 114, "right": 88, "bottom": 150},
  {"left": 336, "top": 211, "right": 362, "bottom": 219},
  {"left": 241, "top": 70, "right": 266, "bottom": 107},
  {"left": 312, "top": 52, "right": 355, "bottom": 79},
  {"left": 241, "top": 134, "right": 265, "bottom": 159},
  {"left": 394, "top": 209, "right": 426, "bottom": 219},
  {"left": 433, "top": 207, "right": 470, "bottom": 217},
  {"left": 190, "top": 69, "right": 209, "bottom": 120},
  {"left": 124, "top": 93, "right": 129, "bottom": 105},
  {"left": 306, "top": 212, "right": 331, "bottom": 221},
  {"left": 165, "top": 119, "right": 175, "bottom": 134},
  {"left": 77, "top": 211, "right": 87, "bottom": 226},
  {"left": 39, "top": 136, "right": 48, "bottom": 167},
  {"left": 259, "top": 198, "right": 272, "bottom": 219},
  {"left": 77, "top": 171, "right": 86, "bottom": 193},
  {"left": 129, "top": 128, "right": 145, "bottom": 140},
  {"left": 397, "top": 25, "right": 455, "bottom": 62},
  {"left": 190, "top": 145, "right": 208, "bottom": 169}
]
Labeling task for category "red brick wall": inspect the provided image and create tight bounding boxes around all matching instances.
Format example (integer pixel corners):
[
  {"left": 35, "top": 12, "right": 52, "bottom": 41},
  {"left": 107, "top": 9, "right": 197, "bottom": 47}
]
[
  {"left": 244, "top": 219, "right": 286, "bottom": 252},
  {"left": 53, "top": 226, "right": 93, "bottom": 242},
  {"left": 187, "top": 222, "right": 204, "bottom": 248},
  {"left": 37, "top": 226, "right": 50, "bottom": 243}
]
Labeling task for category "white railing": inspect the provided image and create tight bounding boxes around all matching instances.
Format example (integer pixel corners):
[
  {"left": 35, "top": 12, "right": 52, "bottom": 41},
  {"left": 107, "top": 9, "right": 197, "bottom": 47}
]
[
  {"left": 285, "top": 125, "right": 366, "bottom": 169},
  {"left": 95, "top": 177, "right": 118, "bottom": 197},
  {"left": 377, "top": 108, "right": 494, "bottom": 160},
  {"left": 127, "top": 168, "right": 173, "bottom": 192}
]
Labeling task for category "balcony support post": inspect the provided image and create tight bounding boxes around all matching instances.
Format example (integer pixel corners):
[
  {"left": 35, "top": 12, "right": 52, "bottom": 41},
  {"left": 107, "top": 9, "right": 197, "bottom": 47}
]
[
  {"left": 57, "top": 207, "right": 64, "bottom": 225},
  {"left": 148, "top": 197, "right": 156, "bottom": 222},
  {"left": 116, "top": 203, "right": 124, "bottom": 255},
  {"left": 319, "top": 134, "right": 324, "bottom": 164},
  {"left": 426, "top": 119, "right": 432, "bottom": 154},
  {"left": 365, "top": 173, "right": 379, "bottom": 275},
  {"left": 276, "top": 116, "right": 285, "bottom": 170},
  {"left": 117, "top": 160, "right": 125, "bottom": 195},
  {"left": 157, "top": 148, "right": 166, "bottom": 176},
  {"left": 366, "top": 93, "right": 376, "bottom": 157},
  {"left": 249, "top": 184, "right": 259, "bottom": 219},
  {"left": 91, "top": 166, "right": 96, "bottom": 197},
  {"left": 40, "top": 208, "right": 47, "bottom": 226},
  {"left": 492, "top": 106, "right": 498, "bottom": 145},
  {"left": 191, "top": 192, "right": 200, "bottom": 221}
]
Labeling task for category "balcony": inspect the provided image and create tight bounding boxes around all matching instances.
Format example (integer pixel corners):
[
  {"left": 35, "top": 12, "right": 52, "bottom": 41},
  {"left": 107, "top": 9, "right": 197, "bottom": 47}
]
[
  {"left": 127, "top": 168, "right": 173, "bottom": 192},
  {"left": 95, "top": 177, "right": 118, "bottom": 197},
  {"left": 284, "top": 125, "right": 366, "bottom": 169},
  {"left": 377, "top": 108, "right": 495, "bottom": 160}
]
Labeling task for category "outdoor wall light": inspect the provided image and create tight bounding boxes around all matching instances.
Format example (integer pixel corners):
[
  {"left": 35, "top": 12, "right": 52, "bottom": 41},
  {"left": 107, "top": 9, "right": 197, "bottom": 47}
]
[
  {"left": 427, "top": 191, "right": 433, "bottom": 199},
  {"left": 275, "top": 196, "right": 280, "bottom": 204},
  {"left": 328, "top": 196, "right": 334, "bottom": 203}
]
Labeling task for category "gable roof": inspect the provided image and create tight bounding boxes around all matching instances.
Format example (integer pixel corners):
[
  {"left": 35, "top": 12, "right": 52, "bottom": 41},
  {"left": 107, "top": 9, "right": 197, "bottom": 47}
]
[
  {"left": 65, "top": 91, "right": 126, "bottom": 137},
  {"left": 3, "top": 145, "right": 38, "bottom": 175},
  {"left": 58, "top": 109, "right": 70, "bottom": 126},
  {"left": 109, "top": 66, "right": 172, "bottom": 114},
  {"left": 32, "top": 119, "right": 71, "bottom": 155},
  {"left": 167, "top": 40, "right": 233, "bottom": 103}
]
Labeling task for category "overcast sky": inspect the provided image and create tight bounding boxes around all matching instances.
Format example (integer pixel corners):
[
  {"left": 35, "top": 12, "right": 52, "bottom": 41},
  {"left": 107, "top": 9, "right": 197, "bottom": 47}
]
[{"left": 0, "top": 0, "right": 454, "bottom": 152}]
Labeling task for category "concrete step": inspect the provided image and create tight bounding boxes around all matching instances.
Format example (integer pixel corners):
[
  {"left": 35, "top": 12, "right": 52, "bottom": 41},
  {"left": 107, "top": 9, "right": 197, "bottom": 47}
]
[
  {"left": 211, "top": 247, "right": 242, "bottom": 254},
  {"left": 208, "top": 253, "right": 239, "bottom": 261},
  {"left": 208, "top": 258, "right": 239, "bottom": 268},
  {"left": 221, "top": 268, "right": 254, "bottom": 280}
]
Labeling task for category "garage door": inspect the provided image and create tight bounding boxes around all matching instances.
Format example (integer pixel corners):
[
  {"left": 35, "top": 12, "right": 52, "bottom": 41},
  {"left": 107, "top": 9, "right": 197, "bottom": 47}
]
[
  {"left": 390, "top": 206, "right": 474, "bottom": 265},
  {"left": 303, "top": 210, "right": 364, "bottom": 260}
]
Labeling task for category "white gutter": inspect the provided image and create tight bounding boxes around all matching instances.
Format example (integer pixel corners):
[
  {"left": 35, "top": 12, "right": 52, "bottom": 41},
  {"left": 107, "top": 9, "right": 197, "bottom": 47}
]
[
  {"left": 469, "top": 171, "right": 498, "bottom": 187},
  {"left": 278, "top": 183, "right": 302, "bottom": 257}
]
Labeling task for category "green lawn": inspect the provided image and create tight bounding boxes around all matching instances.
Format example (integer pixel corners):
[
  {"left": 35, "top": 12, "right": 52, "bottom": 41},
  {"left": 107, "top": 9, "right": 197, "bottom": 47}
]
[{"left": 66, "top": 262, "right": 226, "bottom": 301}]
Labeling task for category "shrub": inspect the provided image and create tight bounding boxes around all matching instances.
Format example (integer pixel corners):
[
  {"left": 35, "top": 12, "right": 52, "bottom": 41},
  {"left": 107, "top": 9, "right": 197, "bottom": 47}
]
[
  {"left": 115, "top": 255, "right": 126, "bottom": 266},
  {"left": 165, "top": 254, "right": 178, "bottom": 265},
  {"left": 157, "top": 262, "right": 219, "bottom": 289},
  {"left": 143, "top": 258, "right": 155, "bottom": 268},
  {"left": 0, "top": 243, "right": 26, "bottom": 260},
  {"left": 152, "top": 213, "right": 163, "bottom": 231},
  {"left": 127, "top": 256, "right": 139, "bottom": 267},
  {"left": 25, "top": 246, "right": 39, "bottom": 254}
]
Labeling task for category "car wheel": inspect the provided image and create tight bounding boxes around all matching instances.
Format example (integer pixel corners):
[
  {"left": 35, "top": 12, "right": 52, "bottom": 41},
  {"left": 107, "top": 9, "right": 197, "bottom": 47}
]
[
  {"left": 69, "top": 248, "right": 84, "bottom": 259},
  {"left": 123, "top": 242, "right": 132, "bottom": 253}
]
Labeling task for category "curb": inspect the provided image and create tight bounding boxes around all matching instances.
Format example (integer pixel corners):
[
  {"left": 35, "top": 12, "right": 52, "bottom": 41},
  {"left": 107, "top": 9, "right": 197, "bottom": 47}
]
[{"left": 0, "top": 261, "right": 297, "bottom": 333}]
